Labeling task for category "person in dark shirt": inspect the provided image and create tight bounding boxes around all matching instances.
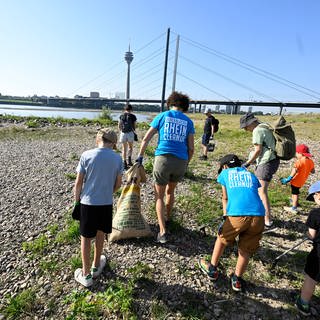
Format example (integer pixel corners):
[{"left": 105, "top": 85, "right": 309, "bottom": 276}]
[
  {"left": 118, "top": 104, "right": 137, "bottom": 170},
  {"left": 295, "top": 180, "right": 320, "bottom": 316},
  {"left": 199, "top": 108, "right": 217, "bottom": 160}
]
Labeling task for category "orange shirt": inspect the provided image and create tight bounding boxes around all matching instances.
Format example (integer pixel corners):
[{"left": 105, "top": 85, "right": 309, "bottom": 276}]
[{"left": 291, "top": 157, "right": 315, "bottom": 188}]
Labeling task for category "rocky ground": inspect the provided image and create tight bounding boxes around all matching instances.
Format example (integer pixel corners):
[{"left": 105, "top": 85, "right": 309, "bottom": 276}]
[{"left": 0, "top": 121, "right": 319, "bottom": 319}]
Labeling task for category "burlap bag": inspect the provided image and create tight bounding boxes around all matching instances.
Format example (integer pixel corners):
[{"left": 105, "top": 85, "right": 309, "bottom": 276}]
[{"left": 109, "top": 163, "right": 152, "bottom": 241}]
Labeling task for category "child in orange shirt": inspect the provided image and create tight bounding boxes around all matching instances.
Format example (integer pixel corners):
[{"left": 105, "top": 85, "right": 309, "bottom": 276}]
[{"left": 281, "top": 144, "right": 315, "bottom": 214}]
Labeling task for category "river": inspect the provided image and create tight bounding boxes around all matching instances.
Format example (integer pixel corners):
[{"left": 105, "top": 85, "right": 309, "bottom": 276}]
[
  {"left": 0, "top": 104, "right": 153, "bottom": 122},
  {"left": 0, "top": 104, "right": 319, "bottom": 121}
]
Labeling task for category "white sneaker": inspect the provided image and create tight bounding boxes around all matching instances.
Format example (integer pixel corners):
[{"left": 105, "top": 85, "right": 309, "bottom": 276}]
[
  {"left": 91, "top": 255, "right": 106, "bottom": 278},
  {"left": 283, "top": 206, "right": 298, "bottom": 214},
  {"left": 74, "top": 268, "right": 93, "bottom": 287}
]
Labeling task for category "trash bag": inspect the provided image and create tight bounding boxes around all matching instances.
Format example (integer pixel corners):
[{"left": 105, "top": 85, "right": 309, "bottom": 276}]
[{"left": 109, "top": 163, "right": 152, "bottom": 241}]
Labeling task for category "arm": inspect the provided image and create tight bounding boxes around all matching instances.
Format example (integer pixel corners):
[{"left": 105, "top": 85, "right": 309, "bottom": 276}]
[
  {"left": 221, "top": 186, "right": 228, "bottom": 216},
  {"left": 118, "top": 120, "right": 121, "bottom": 131},
  {"left": 246, "top": 144, "right": 262, "bottom": 166},
  {"left": 307, "top": 227, "right": 317, "bottom": 240},
  {"left": 138, "top": 127, "right": 158, "bottom": 157},
  {"left": 74, "top": 172, "right": 84, "bottom": 202},
  {"left": 187, "top": 133, "right": 194, "bottom": 163},
  {"left": 113, "top": 174, "right": 122, "bottom": 193}
]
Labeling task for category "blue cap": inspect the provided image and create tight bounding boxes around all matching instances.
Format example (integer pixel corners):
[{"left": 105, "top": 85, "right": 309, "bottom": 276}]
[{"left": 306, "top": 181, "right": 320, "bottom": 201}]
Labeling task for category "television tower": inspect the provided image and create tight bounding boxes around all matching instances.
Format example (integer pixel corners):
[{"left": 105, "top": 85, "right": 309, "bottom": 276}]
[{"left": 124, "top": 45, "right": 134, "bottom": 101}]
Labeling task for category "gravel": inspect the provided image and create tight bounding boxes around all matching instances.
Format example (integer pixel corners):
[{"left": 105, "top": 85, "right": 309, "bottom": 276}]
[{"left": 0, "top": 122, "right": 319, "bottom": 319}]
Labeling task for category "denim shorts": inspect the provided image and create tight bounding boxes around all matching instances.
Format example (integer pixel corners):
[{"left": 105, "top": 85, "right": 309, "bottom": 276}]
[
  {"left": 119, "top": 131, "right": 134, "bottom": 143},
  {"left": 153, "top": 154, "right": 188, "bottom": 185}
]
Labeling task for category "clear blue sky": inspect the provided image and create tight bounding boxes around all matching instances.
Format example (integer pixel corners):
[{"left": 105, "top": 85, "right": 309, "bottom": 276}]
[{"left": 1, "top": 0, "right": 320, "bottom": 102}]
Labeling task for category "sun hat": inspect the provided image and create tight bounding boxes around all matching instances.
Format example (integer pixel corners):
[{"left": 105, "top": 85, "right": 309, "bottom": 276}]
[
  {"left": 97, "top": 128, "right": 117, "bottom": 144},
  {"left": 240, "top": 112, "right": 258, "bottom": 129},
  {"left": 218, "top": 154, "right": 242, "bottom": 173},
  {"left": 306, "top": 181, "right": 320, "bottom": 201},
  {"left": 296, "top": 144, "right": 312, "bottom": 157},
  {"left": 203, "top": 107, "right": 213, "bottom": 114}
]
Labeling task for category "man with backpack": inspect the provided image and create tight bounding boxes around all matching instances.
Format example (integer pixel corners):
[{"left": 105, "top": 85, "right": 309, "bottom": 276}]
[
  {"left": 118, "top": 104, "right": 137, "bottom": 170},
  {"left": 199, "top": 107, "right": 219, "bottom": 160},
  {"left": 240, "top": 112, "right": 280, "bottom": 228}
]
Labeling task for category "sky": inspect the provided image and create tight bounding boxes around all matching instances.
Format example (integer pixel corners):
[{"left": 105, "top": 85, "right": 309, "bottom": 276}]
[{"left": 1, "top": 0, "right": 320, "bottom": 103}]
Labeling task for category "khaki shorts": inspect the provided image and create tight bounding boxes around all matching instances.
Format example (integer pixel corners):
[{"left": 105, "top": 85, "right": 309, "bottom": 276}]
[
  {"left": 153, "top": 154, "right": 188, "bottom": 185},
  {"left": 218, "top": 216, "right": 264, "bottom": 254}
]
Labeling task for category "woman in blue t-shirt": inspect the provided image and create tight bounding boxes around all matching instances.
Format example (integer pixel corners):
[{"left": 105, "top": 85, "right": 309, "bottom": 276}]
[
  {"left": 137, "top": 91, "right": 195, "bottom": 244},
  {"left": 199, "top": 154, "right": 265, "bottom": 292}
]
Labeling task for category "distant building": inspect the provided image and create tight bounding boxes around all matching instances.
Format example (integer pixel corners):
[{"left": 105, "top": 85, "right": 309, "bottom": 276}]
[
  {"left": 90, "top": 92, "right": 100, "bottom": 98},
  {"left": 215, "top": 105, "right": 220, "bottom": 112},
  {"left": 248, "top": 106, "right": 253, "bottom": 113},
  {"left": 112, "top": 92, "right": 125, "bottom": 99}
]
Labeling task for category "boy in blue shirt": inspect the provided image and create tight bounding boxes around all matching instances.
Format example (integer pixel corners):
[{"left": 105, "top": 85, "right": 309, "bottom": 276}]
[{"left": 198, "top": 154, "right": 265, "bottom": 291}]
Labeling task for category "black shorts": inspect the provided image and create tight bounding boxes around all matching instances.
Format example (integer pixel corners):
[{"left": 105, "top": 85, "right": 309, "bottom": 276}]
[
  {"left": 201, "top": 133, "right": 211, "bottom": 146},
  {"left": 80, "top": 204, "right": 113, "bottom": 238},
  {"left": 304, "top": 248, "right": 320, "bottom": 282},
  {"left": 291, "top": 185, "right": 300, "bottom": 195}
]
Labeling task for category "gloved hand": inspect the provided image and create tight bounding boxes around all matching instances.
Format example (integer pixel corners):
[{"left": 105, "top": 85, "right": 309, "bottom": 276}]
[
  {"left": 136, "top": 156, "right": 143, "bottom": 165},
  {"left": 241, "top": 162, "right": 250, "bottom": 168},
  {"left": 280, "top": 176, "right": 293, "bottom": 185}
]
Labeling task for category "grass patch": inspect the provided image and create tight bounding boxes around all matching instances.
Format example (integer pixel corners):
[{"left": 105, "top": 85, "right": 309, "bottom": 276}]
[
  {"left": 55, "top": 217, "right": 80, "bottom": 244},
  {"left": 22, "top": 234, "right": 49, "bottom": 255},
  {"left": 39, "top": 257, "right": 59, "bottom": 273},
  {"left": 65, "top": 173, "right": 77, "bottom": 180},
  {"left": 3, "top": 288, "right": 37, "bottom": 319}
]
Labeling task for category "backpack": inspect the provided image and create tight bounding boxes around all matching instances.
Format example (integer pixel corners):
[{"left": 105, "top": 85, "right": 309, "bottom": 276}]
[
  {"left": 120, "top": 113, "right": 134, "bottom": 133},
  {"left": 260, "top": 116, "right": 296, "bottom": 160},
  {"left": 212, "top": 117, "right": 219, "bottom": 133}
]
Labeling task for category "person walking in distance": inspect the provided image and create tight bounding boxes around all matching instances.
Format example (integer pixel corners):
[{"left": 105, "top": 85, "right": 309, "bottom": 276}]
[
  {"left": 240, "top": 112, "right": 280, "bottom": 228},
  {"left": 118, "top": 104, "right": 137, "bottom": 170},
  {"left": 199, "top": 107, "right": 218, "bottom": 160},
  {"left": 136, "top": 91, "right": 195, "bottom": 244},
  {"left": 73, "top": 129, "right": 122, "bottom": 287}
]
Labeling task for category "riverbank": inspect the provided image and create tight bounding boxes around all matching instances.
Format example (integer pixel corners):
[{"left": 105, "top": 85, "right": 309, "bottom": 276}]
[{"left": 0, "top": 115, "right": 319, "bottom": 319}]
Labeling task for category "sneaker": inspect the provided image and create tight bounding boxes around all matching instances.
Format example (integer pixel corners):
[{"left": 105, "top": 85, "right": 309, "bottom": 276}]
[
  {"left": 198, "top": 258, "right": 218, "bottom": 281},
  {"left": 199, "top": 155, "right": 208, "bottom": 160},
  {"left": 123, "top": 161, "right": 128, "bottom": 170},
  {"left": 283, "top": 206, "right": 298, "bottom": 214},
  {"left": 91, "top": 255, "right": 106, "bottom": 278},
  {"left": 295, "top": 295, "right": 311, "bottom": 316},
  {"left": 74, "top": 268, "right": 93, "bottom": 287},
  {"left": 230, "top": 273, "right": 242, "bottom": 292},
  {"left": 156, "top": 232, "right": 167, "bottom": 244},
  {"left": 127, "top": 157, "right": 133, "bottom": 167}
]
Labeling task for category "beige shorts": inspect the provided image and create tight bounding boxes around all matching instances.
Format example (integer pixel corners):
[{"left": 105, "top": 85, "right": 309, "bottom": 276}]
[{"left": 219, "top": 216, "right": 264, "bottom": 254}]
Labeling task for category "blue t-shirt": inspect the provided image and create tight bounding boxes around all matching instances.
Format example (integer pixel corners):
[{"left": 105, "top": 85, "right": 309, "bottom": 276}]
[
  {"left": 76, "top": 147, "right": 122, "bottom": 205},
  {"left": 150, "top": 110, "right": 195, "bottom": 160},
  {"left": 217, "top": 167, "right": 265, "bottom": 216}
]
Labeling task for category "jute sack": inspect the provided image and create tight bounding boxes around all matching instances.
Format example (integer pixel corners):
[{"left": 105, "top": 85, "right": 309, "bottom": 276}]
[{"left": 109, "top": 163, "right": 152, "bottom": 241}]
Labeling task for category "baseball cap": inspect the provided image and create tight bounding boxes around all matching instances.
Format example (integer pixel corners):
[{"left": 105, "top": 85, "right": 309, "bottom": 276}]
[
  {"left": 203, "top": 107, "right": 213, "bottom": 114},
  {"left": 296, "top": 144, "right": 312, "bottom": 157},
  {"left": 240, "top": 112, "right": 258, "bottom": 129},
  {"left": 306, "top": 180, "right": 320, "bottom": 201},
  {"left": 97, "top": 128, "right": 117, "bottom": 144},
  {"left": 218, "top": 154, "right": 242, "bottom": 174}
]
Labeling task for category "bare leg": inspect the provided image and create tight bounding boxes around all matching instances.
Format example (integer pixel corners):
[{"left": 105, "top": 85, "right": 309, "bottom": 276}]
[
  {"left": 93, "top": 230, "right": 105, "bottom": 268},
  {"left": 201, "top": 144, "right": 208, "bottom": 157},
  {"left": 292, "top": 194, "right": 299, "bottom": 208},
  {"left": 301, "top": 274, "right": 317, "bottom": 302},
  {"left": 211, "top": 237, "right": 226, "bottom": 266},
  {"left": 235, "top": 248, "right": 250, "bottom": 277},
  {"left": 127, "top": 142, "right": 133, "bottom": 158},
  {"left": 122, "top": 142, "right": 128, "bottom": 161},
  {"left": 154, "top": 183, "right": 167, "bottom": 235},
  {"left": 165, "top": 182, "right": 178, "bottom": 221},
  {"left": 258, "top": 179, "right": 271, "bottom": 225},
  {"left": 81, "top": 236, "right": 92, "bottom": 276}
]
